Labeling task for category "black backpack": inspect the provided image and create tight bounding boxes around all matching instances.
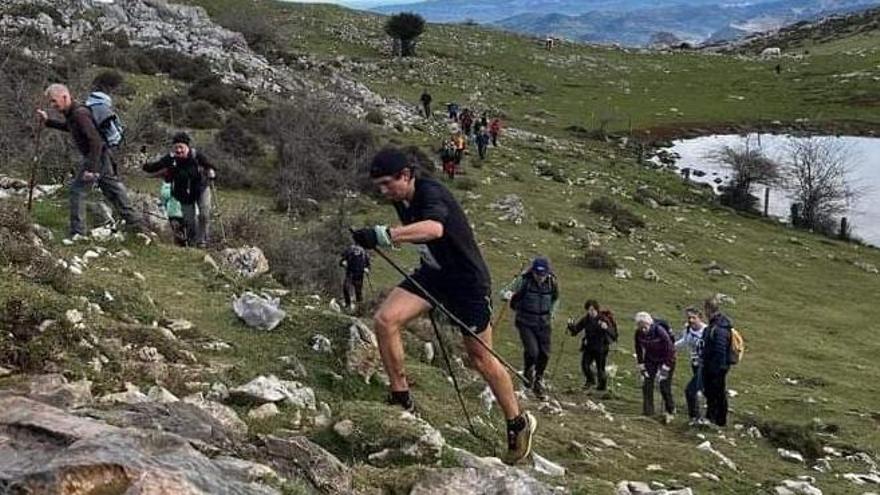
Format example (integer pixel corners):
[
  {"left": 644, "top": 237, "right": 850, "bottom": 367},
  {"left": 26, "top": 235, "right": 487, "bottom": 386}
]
[{"left": 651, "top": 319, "right": 675, "bottom": 343}]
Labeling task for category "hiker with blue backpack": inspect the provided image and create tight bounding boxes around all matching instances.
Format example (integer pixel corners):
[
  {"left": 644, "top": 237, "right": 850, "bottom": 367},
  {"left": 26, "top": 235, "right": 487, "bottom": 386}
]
[
  {"left": 36, "top": 84, "right": 142, "bottom": 238},
  {"left": 634, "top": 312, "right": 676, "bottom": 423},
  {"left": 142, "top": 132, "right": 216, "bottom": 248}
]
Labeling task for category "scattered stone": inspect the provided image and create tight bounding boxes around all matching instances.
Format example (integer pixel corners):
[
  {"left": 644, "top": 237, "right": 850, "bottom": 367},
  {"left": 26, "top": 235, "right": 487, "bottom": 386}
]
[
  {"left": 230, "top": 375, "right": 316, "bottom": 410},
  {"left": 147, "top": 386, "right": 179, "bottom": 403},
  {"left": 136, "top": 346, "right": 164, "bottom": 363},
  {"left": 99, "top": 382, "right": 150, "bottom": 405},
  {"left": 778, "top": 448, "right": 805, "bottom": 463},
  {"left": 220, "top": 246, "right": 270, "bottom": 278},
  {"left": 489, "top": 194, "right": 526, "bottom": 224},
  {"left": 411, "top": 466, "right": 554, "bottom": 495},
  {"left": 182, "top": 392, "right": 248, "bottom": 437},
  {"left": 27, "top": 374, "right": 93, "bottom": 408},
  {"left": 532, "top": 453, "right": 565, "bottom": 477},
  {"left": 207, "top": 382, "right": 230, "bottom": 402},
  {"left": 615, "top": 268, "right": 632, "bottom": 280},
  {"left": 643, "top": 268, "right": 660, "bottom": 282},
  {"left": 346, "top": 320, "right": 380, "bottom": 383},
  {"left": 333, "top": 419, "right": 355, "bottom": 438},
  {"left": 854, "top": 261, "right": 879, "bottom": 274},
  {"left": 262, "top": 434, "right": 352, "bottom": 495},
  {"left": 65, "top": 309, "right": 83, "bottom": 325},
  {"left": 310, "top": 334, "right": 333, "bottom": 353},
  {"left": 775, "top": 479, "right": 823, "bottom": 495},
  {"left": 279, "top": 355, "right": 308, "bottom": 378},
  {"left": 233, "top": 291, "right": 287, "bottom": 331},
  {"left": 249, "top": 403, "right": 281, "bottom": 420},
  {"left": 697, "top": 441, "right": 737, "bottom": 471},
  {"left": 423, "top": 341, "right": 435, "bottom": 363},
  {"left": 843, "top": 472, "right": 880, "bottom": 485},
  {"left": 0, "top": 366, "right": 12, "bottom": 377},
  {"left": 204, "top": 253, "right": 220, "bottom": 272}
]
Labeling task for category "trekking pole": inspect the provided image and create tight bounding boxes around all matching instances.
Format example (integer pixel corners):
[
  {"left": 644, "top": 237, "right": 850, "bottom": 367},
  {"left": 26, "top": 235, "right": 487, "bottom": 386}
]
[
  {"left": 352, "top": 229, "right": 532, "bottom": 387},
  {"left": 209, "top": 181, "right": 227, "bottom": 245},
  {"left": 550, "top": 318, "right": 569, "bottom": 379},
  {"left": 26, "top": 125, "right": 44, "bottom": 211}
]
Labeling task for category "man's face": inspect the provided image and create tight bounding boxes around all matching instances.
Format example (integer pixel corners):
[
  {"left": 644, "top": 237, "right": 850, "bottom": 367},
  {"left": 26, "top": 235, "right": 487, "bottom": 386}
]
[
  {"left": 373, "top": 169, "right": 411, "bottom": 202},
  {"left": 48, "top": 92, "right": 71, "bottom": 112},
  {"left": 533, "top": 271, "right": 547, "bottom": 283},
  {"left": 172, "top": 143, "right": 190, "bottom": 159},
  {"left": 687, "top": 314, "right": 702, "bottom": 328},
  {"left": 587, "top": 306, "right": 598, "bottom": 318}
]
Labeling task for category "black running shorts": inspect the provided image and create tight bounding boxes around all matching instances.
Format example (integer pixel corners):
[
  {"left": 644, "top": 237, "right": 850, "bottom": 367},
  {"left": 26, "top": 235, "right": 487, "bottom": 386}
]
[{"left": 398, "top": 269, "right": 492, "bottom": 336}]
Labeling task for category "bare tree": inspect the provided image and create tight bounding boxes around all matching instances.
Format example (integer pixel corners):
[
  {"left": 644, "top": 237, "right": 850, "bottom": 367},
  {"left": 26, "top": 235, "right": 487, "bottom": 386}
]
[
  {"left": 784, "top": 137, "right": 858, "bottom": 235},
  {"left": 708, "top": 138, "right": 780, "bottom": 211}
]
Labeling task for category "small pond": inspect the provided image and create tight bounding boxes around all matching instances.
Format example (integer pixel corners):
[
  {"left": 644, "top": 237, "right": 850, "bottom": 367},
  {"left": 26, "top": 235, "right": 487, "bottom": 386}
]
[{"left": 661, "top": 133, "right": 879, "bottom": 246}]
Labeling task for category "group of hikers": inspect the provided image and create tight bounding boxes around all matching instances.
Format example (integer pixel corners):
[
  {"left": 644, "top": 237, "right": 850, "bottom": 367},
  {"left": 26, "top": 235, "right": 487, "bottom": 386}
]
[
  {"left": 36, "top": 83, "right": 216, "bottom": 248},
  {"left": 419, "top": 90, "right": 502, "bottom": 179},
  {"left": 349, "top": 147, "right": 739, "bottom": 465},
  {"left": 38, "top": 79, "right": 736, "bottom": 467}
]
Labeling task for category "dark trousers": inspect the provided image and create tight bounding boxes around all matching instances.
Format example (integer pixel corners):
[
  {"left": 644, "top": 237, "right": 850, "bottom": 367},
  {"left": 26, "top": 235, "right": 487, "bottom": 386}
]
[
  {"left": 181, "top": 186, "right": 212, "bottom": 246},
  {"left": 477, "top": 143, "right": 487, "bottom": 160},
  {"left": 518, "top": 324, "right": 551, "bottom": 380},
  {"left": 685, "top": 365, "right": 704, "bottom": 420},
  {"left": 642, "top": 368, "right": 675, "bottom": 416},
  {"left": 703, "top": 369, "right": 729, "bottom": 426},
  {"left": 423, "top": 103, "right": 431, "bottom": 118},
  {"left": 343, "top": 274, "right": 364, "bottom": 307},
  {"left": 581, "top": 348, "right": 608, "bottom": 390},
  {"left": 490, "top": 132, "right": 498, "bottom": 147},
  {"left": 70, "top": 155, "right": 140, "bottom": 236}
]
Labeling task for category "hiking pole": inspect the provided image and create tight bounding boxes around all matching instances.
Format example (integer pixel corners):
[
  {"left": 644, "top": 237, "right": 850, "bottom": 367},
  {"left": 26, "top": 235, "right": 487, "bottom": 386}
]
[
  {"left": 353, "top": 230, "right": 531, "bottom": 387},
  {"left": 209, "top": 181, "right": 227, "bottom": 245},
  {"left": 550, "top": 319, "right": 569, "bottom": 380},
  {"left": 26, "top": 125, "right": 44, "bottom": 211}
]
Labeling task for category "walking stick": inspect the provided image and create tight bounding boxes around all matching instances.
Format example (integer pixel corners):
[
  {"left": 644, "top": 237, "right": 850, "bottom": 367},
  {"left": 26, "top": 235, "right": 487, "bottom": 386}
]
[
  {"left": 26, "top": 125, "right": 43, "bottom": 211},
  {"left": 209, "top": 181, "right": 227, "bottom": 244},
  {"left": 550, "top": 317, "right": 570, "bottom": 379}
]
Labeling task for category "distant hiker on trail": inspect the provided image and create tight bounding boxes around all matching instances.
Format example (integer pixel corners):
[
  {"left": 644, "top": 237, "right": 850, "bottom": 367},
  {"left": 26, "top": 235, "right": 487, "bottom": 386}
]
[
  {"left": 340, "top": 244, "right": 371, "bottom": 313},
  {"left": 775, "top": 63, "right": 781, "bottom": 75},
  {"left": 459, "top": 108, "right": 474, "bottom": 138},
  {"left": 505, "top": 256, "right": 559, "bottom": 401},
  {"left": 676, "top": 307, "right": 707, "bottom": 426},
  {"left": 159, "top": 181, "right": 186, "bottom": 246},
  {"left": 473, "top": 112, "right": 486, "bottom": 135},
  {"left": 352, "top": 147, "right": 536, "bottom": 465},
  {"left": 476, "top": 129, "right": 491, "bottom": 160},
  {"left": 568, "top": 299, "right": 618, "bottom": 392},
  {"left": 489, "top": 117, "right": 502, "bottom": 147},
  {"left": 634, "top": 312, "right": 676, "bottom": 423},
  {"left": 36, "top": 83, "right": 143, "bottom": 238},
  {"left": 142, "top": 132, "right": 215, "bottom": 248},
  {"left": 440, "top": 139, "right": 457, "bottom": 179},
  {"left": 701, "top": 297, "right": 733, "bottom": 427},
  {"left": 419, "top": 89, "right": 432, "bottom": 118},
  {"left": 447, "top": 102, "right": 459, "bottom": 120},
  {"left": 452, "top": 130, "right": 467, "bottom": 166}
]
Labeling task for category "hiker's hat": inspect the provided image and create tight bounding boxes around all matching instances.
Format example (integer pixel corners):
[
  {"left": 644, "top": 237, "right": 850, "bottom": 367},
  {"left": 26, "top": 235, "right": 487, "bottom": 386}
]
[
  {"left": 172, "top": 131, "right": 192, "bottom": 146},
  {"left": 370, "top": 148, "right": 410, "bottom": 178},
  {"left": 531, "top": 256, "right": 550, "bottom": 274}
]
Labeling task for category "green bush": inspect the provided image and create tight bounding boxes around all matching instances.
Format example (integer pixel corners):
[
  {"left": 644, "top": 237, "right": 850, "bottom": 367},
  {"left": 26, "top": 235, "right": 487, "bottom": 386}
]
[
  {"left": 365, "top": 108, "right": 385, "bottom": 125},
  {"left": 183, "top": 100, "right": 223, "bottom": 129},
  {"left": 91, "top": 69, "right": 125, "bottom": 93},
  {"left": 216, "top": 117, "right": 264, "bottom": 159},
  {"left": 582, "top": 248, "right": 618, "bottom": 270},
  {"left": 189, "top": 76, "right": 245, "bottom": 110}
]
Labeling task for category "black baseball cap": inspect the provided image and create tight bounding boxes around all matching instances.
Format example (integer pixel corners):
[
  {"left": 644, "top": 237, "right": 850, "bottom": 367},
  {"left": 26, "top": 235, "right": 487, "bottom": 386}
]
[{"left": 369, "top": 148, "right": 410, "bottom": 179}]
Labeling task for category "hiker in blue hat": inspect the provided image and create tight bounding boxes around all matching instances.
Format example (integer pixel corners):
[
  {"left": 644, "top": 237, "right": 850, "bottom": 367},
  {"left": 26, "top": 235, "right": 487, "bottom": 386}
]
[{"left": 507, "top": 256, "right": 559, "bottom": 400}]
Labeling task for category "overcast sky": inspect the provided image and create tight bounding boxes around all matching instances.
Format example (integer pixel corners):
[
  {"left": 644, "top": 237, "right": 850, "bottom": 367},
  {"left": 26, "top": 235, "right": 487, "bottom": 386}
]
[{"left": 284, "top": 0, "right": 417, "bottom": 6}]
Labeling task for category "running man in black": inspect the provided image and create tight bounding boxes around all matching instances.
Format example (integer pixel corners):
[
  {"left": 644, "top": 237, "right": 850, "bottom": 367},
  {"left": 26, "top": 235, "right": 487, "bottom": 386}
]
[
  {"left": 352, "top": 147, "right": 536, "bottom": 465},
  {"left": 340, "top": 244, "right": 370, "bottom": 312}
]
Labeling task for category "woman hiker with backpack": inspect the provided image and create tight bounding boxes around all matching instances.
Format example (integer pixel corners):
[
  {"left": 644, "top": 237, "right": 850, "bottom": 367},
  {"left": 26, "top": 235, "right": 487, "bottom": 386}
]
[
  {"left": 567, "top": 299, "right": 618, "bottom": 392},
  {"left": 676, "top": 307, "right": 708, "bottom": 426},
  {"left": 634, "top": 312, "right": 676, "bottom": 423},
  {"left": 142, "top": 132, "right": 216, "bottom": 248}
]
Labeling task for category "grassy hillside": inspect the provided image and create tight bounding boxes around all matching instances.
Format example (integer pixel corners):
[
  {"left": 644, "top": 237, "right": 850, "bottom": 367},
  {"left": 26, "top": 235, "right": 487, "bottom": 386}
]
[{"left": 3, "top": 1, "right": 880, "bottom": 494}]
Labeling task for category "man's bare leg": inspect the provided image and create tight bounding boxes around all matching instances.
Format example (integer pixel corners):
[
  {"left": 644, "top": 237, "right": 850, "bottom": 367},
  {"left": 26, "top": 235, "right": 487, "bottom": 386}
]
[
  {"left": 463, "top": 324, "right": 520, "bottom": 420},
  {"left": 373, "top": 287, "right": 432, "bottom": 392}
]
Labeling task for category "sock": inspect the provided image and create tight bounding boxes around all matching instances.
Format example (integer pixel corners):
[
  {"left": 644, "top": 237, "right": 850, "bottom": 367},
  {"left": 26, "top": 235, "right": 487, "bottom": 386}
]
[
  {"left": 391, "top": 390, "right": 412, "bottom": 407},
  {"left": 507, "top": 414, "right": 526, "bottom": 432}
]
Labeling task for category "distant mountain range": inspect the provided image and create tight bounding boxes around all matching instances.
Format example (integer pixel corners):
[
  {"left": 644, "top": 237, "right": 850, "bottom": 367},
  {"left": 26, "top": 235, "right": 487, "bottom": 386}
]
[{"left": 371, "top": 0, "right": 880, "bottom": 46}]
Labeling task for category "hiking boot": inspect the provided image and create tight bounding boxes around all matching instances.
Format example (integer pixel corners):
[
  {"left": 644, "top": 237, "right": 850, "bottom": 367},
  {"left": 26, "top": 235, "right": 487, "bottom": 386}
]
[
  {"left": 533, "top": 378, "right": 547, "bottom": 401},
  {"left": 504, "top": 411, "right": 537, "bottom": 465},
  {"left": 386, "top": 390, "right": 416, "bottom": 414},
  {"left": 663, "top": 413, "right": 675, "bottom": 425}
]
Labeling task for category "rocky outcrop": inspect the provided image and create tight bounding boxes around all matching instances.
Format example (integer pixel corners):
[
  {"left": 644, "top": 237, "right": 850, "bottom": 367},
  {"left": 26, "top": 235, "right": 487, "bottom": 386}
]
[{"left": 0, "top": 395, "right": 279, "bottom": 494}]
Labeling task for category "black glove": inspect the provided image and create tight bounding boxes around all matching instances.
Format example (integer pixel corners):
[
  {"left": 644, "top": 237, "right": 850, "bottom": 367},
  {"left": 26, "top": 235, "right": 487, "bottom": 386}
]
[{"left": 352, "top": 225, "right": 392, "bottom": 250}]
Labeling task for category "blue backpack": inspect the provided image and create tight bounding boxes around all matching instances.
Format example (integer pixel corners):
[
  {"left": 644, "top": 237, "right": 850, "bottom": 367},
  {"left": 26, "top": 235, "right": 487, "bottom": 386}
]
[{"left": 85, "top": 91, "right": 125, "bottom": 149}]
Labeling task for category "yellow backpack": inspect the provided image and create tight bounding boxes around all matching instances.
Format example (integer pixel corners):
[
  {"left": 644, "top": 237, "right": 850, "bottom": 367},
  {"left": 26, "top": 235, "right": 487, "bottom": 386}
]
[{"left": 729, "top": 327, "right": 745, "bottom": 365}]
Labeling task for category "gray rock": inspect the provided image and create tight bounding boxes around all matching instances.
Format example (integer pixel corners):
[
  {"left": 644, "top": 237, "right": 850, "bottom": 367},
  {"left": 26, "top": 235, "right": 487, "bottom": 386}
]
[
  {"left": 27, "top": 374, "right": 93, "bottom": 409},
  {"left": 220, "top": 246, "right": 270, "bottom": 278},
  {"left": 346, "top": 320, "right": 380, "bottom": 383},
  {"left": 489, "top": 194, "right": 526, "bottom": 224},
  {"left": 778, "top": 448, "right": 805, "bottom": 463},
  {"left": 411, "top": 466, "right": 554, "bottom": 495},
  {"left": 146, "top": 386, "right": 179, "bottom": 403},
  {"left": 248, "top": 403, "right": 281, "bottom": 420},
  {"left": 182, "top": 392, "right": 248, "bottom": 437},
  {"left": 333, "top": 419, "right": 355, "bottom": 438},
  {"left": 99, "top": 382, "right": 150, "bottom": 405},
  {"left": 0, "top": 396, "right": 278, "bottom": 494},
  {"left": 262, "top": 434, "right": 352, "bottom": 495},
  {"left": 230, "top": 375, "right": 316, "bottom": 410}
]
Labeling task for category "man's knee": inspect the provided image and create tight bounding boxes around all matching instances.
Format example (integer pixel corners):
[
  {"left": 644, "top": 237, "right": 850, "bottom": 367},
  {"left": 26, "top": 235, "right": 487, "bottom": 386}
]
[{"left": 373, "top": 310, "right": 401, "bottom": 340}]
